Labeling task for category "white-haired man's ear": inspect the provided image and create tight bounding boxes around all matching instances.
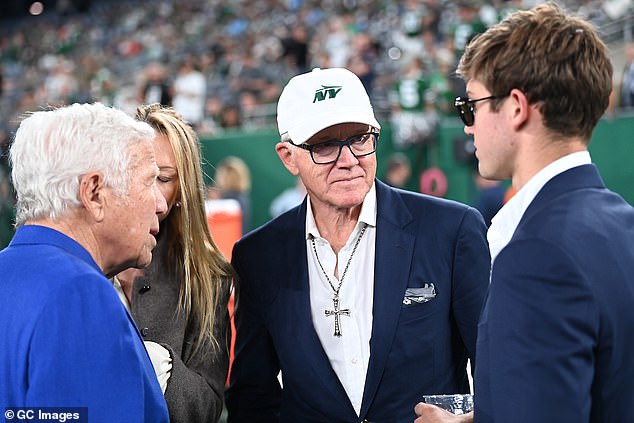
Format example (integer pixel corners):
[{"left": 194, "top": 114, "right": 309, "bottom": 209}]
[{"left": 79, "top": 172, "right": 107, "bottom": 222}]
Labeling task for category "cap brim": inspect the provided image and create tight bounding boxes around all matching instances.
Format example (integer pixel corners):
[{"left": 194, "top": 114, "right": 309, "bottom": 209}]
[{"left": 287, "top": 109, "right": 381, "bottom": 145}]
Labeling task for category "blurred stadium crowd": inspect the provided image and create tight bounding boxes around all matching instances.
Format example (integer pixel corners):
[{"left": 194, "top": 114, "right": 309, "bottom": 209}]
[
  {"left": 1, "top": 0, "right": 633, "bottom": 247},
  {"left": 2, "top": 0, "right": 632, "bottom": 133}
]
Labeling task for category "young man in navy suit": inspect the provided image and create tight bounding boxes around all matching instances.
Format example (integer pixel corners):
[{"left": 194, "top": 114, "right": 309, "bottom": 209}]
[
  {"left": 416, "top": 3, "right": 634, "bottom": 423},
  {"left": 226, "top": 67, "right": 490, "bottom": 422}
]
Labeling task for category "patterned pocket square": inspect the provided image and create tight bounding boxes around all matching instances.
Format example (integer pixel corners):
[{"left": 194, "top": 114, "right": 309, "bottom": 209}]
[{"left": 403, "top": 283, "right": 436, "bottom": 306}]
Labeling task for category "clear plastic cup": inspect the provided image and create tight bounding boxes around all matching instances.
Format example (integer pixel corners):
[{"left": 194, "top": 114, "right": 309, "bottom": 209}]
[{"left": 422, "top": 394, "right": 474, "bottom": 415}]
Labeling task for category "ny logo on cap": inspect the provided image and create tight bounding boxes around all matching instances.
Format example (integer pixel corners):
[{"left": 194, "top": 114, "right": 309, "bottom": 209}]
[{"left": 313, "top": 85, "right": 342, "bottom": 103}]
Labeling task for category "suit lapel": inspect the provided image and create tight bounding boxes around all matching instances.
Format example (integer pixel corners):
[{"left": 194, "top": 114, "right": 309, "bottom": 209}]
[{"left": 360, "top": 181, "right": 415, "bottom": 417}]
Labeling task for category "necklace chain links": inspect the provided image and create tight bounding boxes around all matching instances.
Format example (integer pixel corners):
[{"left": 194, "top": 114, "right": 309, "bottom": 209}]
[{"left": 311, "top": 223, "right": 367, "bottom": 336}]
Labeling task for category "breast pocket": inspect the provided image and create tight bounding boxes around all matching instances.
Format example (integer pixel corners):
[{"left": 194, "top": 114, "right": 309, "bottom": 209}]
[
  {"left": 399, "top": 283, "right": 439, "bottom": 324},
  {"left": 402, "top": 284, "right": 437, "bottom": 306}
]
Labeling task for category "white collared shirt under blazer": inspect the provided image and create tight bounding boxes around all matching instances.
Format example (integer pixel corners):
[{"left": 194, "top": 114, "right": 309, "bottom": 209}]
[
  {"left": 488, "top": 151, "right": 591, "bottom": 264},
  {"left": 305, "top": 183, "right": 377, "bottom": 416}
]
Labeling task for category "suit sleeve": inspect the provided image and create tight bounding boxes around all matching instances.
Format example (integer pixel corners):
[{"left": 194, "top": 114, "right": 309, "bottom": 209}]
[
  {"left": 225, "top": 241, "right": 282, "bottom": 423},
  {"left": 480, "top": 238, "right": 597, "bottom": 422},
  {"left": 27, "top": 275, "right": 168, "bottom": 423},
  {"left": 162, "top": 279, "right": 231, "bottom": 423},
  {"left": 452, "top": 206, "right": 491, "bottom": 369}
]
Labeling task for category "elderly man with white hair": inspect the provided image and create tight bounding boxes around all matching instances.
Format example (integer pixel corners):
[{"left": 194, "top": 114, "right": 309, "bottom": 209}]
[
  {"left": 0, "top": 103, "right": 169, "bottom": 422},
  {"left": 226, "top": 68, "right": 490, "bottom": 423}
]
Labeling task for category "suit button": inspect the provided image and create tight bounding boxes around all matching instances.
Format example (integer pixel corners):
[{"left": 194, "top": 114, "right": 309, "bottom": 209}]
[
  {"left": 139, "top": 285, "right": 151, "bottom": 294},
  {"left": 141, "top": 327, "right": 149, "bottom": 337}
]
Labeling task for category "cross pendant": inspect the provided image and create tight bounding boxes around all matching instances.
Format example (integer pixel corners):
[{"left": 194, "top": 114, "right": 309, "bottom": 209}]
[{"left": 324, "top": 295, "right": 350, "bottom": 337}]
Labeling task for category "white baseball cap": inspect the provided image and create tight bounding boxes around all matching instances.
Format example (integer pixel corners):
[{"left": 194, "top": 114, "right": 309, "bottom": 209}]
[{"left": 277, "top": 67, "right": 380, "bottom": 145}]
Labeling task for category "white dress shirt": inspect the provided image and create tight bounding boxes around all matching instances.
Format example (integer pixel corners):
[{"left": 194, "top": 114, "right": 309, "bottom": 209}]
[
  {"left": 306, "top": 183, "right": 377, "bottom": 415},
  {"left": 488, "top": 151, "right": 592, "bottom": 265}
]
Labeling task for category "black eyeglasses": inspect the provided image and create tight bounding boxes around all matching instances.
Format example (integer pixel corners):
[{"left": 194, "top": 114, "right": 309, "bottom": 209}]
[
  {"left": 454, "top": 95, "right": 504, "bottom": 126},
  {"left": 293, "top": 132, "right": 379, "bottom": 165}
]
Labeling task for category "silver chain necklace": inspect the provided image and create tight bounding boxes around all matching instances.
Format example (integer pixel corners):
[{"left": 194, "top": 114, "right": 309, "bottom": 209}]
[{"left": 311, "top": 223, "right": 367, "bottom": 337}]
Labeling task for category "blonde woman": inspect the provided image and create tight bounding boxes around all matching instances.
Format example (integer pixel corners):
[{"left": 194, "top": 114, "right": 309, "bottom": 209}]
[{"left": 114, "top": 104, "right": 231, "bottom": 422}]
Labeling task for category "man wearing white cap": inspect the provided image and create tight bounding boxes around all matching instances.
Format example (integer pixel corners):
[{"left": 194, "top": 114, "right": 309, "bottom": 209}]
[{"left": 226, "top": 68, "right": 490, "bottom": 422}]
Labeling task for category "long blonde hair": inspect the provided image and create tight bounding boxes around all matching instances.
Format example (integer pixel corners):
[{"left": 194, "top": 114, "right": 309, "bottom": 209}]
[{"left": 136, "top": 104, "right": 231, "bottom": 352}]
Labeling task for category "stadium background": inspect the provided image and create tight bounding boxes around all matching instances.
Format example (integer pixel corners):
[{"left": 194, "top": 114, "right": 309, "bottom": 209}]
[{"left": 1, "top": 0, "right": 633, "bottom": 247}]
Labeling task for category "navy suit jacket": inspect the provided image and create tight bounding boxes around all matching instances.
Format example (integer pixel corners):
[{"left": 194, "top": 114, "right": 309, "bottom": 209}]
[
  {"left": 475, "top": 165, "right": 634, "bottom": 422},
  {"left": 226, "top": 179, "right": 490, "bottom": 422},
  {"left": 0, "top": 225, "right": 169, "bottom": 423}
]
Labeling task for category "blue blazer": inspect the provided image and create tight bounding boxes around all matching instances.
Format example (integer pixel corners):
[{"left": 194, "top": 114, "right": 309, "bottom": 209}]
[
  {"left": 0, "top": 226, "right": 169, "bottom": 423},
  {"left": 475, "top": 165, "right": 634, "bottom": 423},
  {"left": 226, "top": 179, "right": 490, "bottom": 422}
]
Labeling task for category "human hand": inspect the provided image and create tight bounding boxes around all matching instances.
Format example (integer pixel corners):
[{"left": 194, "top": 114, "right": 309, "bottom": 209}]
[{"left": 414, "top": 403, "right": 474, "bottom": 423}]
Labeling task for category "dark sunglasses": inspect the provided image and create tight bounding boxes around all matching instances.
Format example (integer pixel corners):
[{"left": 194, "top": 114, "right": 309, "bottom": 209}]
[{"left": 454, "top": 95, "right": 505, "bottom": 126}]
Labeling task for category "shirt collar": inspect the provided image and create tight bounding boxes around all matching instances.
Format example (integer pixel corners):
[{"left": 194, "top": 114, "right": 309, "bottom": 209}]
[
  {"left": 488, "top": 151, "right": 591, "bottom": 264},
  {"left": 306, "top": 181, "right": 377, "bottom": 240}
]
